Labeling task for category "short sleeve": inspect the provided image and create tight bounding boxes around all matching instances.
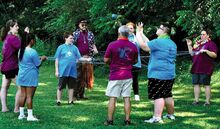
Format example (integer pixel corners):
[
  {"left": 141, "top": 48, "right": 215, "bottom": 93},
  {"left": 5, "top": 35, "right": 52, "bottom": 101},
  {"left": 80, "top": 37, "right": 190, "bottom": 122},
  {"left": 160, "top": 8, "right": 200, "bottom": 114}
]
[
  {"left": 54, "top": 46, "right": 62, "bottom": 59},
  {"left": 104, "top": 44, "right": 112, "bottom": 58},
  {"left": 208, "top": 42, "right": 218, "bottom": 54},
  {"left": 31, "top": 49, "right": 41, "bottom": 66},
  {"left": 147, "top": 39, "right": 157, "bottom": 51}
]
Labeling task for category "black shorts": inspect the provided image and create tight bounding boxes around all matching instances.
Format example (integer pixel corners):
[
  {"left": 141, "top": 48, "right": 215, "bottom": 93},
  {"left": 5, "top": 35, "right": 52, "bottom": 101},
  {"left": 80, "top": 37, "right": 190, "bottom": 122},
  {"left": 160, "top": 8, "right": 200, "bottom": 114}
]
[
  {"left": 1, "top": 68, "right": 19, "bottom": 79},
  {"left": 192, "top": 74, "right": 211, "bottom": 85},
  {"left": 148, "top": 78, "right": 175, "bottom": 100},
  {"left": 58, "top": 77, "right": 77, "bottom": 90}
]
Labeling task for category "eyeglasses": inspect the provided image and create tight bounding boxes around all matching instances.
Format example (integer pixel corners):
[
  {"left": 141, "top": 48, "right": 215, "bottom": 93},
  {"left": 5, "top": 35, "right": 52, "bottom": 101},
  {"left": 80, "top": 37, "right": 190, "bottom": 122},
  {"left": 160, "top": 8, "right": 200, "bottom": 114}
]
[
  {"left": 81, "top": 23, "right": 87, "bottom": 27},
  {"left": 157, "top": 27, "right": 164, "bottom": 31}
]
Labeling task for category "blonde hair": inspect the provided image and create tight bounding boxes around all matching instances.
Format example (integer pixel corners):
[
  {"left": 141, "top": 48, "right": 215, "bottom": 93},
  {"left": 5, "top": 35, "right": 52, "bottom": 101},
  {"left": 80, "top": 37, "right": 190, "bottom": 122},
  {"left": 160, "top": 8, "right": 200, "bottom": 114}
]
[{"left": 126, "top": 22, "right": 135, "bottom": 28}]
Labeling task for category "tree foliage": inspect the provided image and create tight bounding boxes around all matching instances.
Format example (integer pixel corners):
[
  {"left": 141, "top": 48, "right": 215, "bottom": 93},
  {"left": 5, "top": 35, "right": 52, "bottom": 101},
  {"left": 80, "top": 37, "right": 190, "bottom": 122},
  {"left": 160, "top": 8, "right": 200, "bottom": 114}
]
[
  {"left": 0, "top": 0, "right": 220, "bottom": 52},
  {"left": 176, "top": 0, "right": 220, "bottom": 38}
]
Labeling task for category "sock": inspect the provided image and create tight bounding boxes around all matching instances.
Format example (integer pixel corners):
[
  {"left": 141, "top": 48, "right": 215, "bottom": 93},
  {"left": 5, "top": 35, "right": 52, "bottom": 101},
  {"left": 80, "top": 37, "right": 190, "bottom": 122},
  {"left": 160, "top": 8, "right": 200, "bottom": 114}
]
[
  {"left": 27, "top": 109, "right": 33, "bottom": 118},
  {"left": 19, "top": 107, "right": 25, "bottom": 116}
]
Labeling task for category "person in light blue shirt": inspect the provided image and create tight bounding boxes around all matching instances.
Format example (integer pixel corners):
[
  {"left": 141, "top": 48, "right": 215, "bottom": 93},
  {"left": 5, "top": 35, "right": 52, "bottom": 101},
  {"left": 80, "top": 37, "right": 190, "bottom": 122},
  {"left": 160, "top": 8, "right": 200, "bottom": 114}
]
[
  {"left": 126, "top": 22, "right": 141, "bottom": 101},
  {"left": 136, "top": 22, "right": 177, "bottom": 123},
  {"left": 17, "top": 31, "right": 47, "bottom": 121},
  {"left": 55, "top": 32, "right": 81, "bottom": 105}
]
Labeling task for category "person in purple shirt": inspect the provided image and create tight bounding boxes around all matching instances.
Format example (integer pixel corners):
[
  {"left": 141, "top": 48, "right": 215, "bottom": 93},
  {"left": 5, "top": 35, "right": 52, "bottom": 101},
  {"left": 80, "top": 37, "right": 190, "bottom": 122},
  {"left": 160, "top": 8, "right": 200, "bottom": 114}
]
[
  {"left": 186, "top": 29, "right": 218, "bottom": 106},
  {"left": 73, "top": 18, "right": 98, "bottom": 100},
  {"left": 0, "top": 19, "right": 21, "bottom": 113},
  {"left": 104, "top": 25, "right": 138, "bottom": 126}
]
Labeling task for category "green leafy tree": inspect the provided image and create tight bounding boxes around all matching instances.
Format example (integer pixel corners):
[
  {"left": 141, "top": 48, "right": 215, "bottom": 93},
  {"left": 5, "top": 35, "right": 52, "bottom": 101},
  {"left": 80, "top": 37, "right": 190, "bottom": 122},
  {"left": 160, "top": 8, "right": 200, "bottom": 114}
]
[{"left": 176, "top": 0, "right": 220, "bottom": 38}]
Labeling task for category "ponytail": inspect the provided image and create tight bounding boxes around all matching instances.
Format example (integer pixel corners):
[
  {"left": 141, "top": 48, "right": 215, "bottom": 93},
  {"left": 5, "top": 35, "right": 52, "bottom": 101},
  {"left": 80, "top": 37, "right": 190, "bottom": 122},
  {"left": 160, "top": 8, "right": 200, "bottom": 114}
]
[{"left": 19, "top": 32, "right": 35, "bottom": 61}]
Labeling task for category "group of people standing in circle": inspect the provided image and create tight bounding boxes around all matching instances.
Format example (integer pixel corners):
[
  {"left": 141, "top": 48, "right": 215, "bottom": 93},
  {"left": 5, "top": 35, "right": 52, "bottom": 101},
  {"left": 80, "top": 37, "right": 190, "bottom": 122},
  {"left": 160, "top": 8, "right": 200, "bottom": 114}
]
[
  {"left": 0, "top": 18, "right": 218, "bottom": 125},
  {"left": 103, "top": 22, "right": 217, "bottom": 126}
]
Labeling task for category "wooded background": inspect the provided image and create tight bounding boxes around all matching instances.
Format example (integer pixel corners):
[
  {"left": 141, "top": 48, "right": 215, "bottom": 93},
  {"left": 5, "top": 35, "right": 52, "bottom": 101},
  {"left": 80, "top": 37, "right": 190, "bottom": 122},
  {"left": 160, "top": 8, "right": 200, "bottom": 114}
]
[{"left": 0, "top": 0, "right": 220, "bottom": 55}]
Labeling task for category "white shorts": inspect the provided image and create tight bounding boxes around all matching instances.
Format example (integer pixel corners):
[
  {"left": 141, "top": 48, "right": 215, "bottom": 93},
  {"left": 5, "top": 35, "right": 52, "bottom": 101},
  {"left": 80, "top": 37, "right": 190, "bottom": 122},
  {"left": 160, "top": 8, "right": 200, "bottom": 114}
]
[{"left": 105, "top": 79, "right": 132, "bottom": 98}]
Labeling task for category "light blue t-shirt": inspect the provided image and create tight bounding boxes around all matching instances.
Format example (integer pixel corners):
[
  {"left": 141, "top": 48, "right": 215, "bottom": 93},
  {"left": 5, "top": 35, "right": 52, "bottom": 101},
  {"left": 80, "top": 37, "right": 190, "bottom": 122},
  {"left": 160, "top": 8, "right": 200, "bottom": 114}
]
[
  {"left": 128, "top": 34, "right": 141, "bottom": 68},
  {"left": 54, "top": 43, "right": 81, "bottom": 78},
  {"left": 16, "top": 47, "right": 41, "bottom": 87},
  {"left": 147, "top": 38, "right": 177, "bottom": 80}
]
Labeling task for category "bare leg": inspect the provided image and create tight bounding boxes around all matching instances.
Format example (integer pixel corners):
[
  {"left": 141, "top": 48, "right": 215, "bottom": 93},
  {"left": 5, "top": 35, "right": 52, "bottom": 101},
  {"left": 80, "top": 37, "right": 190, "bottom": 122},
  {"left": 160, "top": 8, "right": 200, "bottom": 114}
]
[
  {"left": 26, "top": 87, "right": 36, "bottom": 109},
  {"left": 12, "top": 77, "right": 20, "bottom": 112},
  {"left": 68, "top": 89, "right": 73, "bottom": 102},
  {"left": 123, "top": 97, "right": 131, "bottom": 121},
  {"left": 165, "top": 97, "right": 174, "bottom": 115},
  {"left": 1, "top": 75, "right": 11, "bottom": 112},
  {"left": 107, "top": 97, "right": 116, "bottom": 121},
  {"left": 204, "top": 85, "right": 211, "bottom": 104},
  {"left": 57, "top": 89, "right": 62, "bottom": 102},
  {"left": 154, "top": 98, "right": 165, "bottom": 117},
  {"left": 194, "top": 85, "right": 200, "bottom": 102},
  {"left": 19, "top": 87, "right": 26, "bottom": 107}
]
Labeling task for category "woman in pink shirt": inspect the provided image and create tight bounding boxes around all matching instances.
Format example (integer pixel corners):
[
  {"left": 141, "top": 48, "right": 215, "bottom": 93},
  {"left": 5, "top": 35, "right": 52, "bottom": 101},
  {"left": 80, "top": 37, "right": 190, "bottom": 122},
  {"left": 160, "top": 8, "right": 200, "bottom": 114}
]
[
  {"left": 0, "top": 19, "right": 21, "bottom": 112},
  {"left": 186, "top": 30, "right": 218, "bottom": 106}
]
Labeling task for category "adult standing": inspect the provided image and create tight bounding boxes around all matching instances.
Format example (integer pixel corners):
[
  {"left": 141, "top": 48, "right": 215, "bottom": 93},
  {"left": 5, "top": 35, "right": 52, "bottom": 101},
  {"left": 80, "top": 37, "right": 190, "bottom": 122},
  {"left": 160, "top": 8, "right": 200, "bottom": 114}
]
[
  {"left": 104, "top": 25, "right": 138, "bottom": 126},
  {"left": 186, "top": 30, "right": 217, "bottom": 106},
  {"left": 136, "top": 22, "right": 177, "bottom": 123},
  {"left": 0, "top": 19, "right": 21, "bottom": 113},
  {"left": 126, "top": 22, "right": 141, "bottom": 101},
  {"left": 73, "top": 18, "right": 98, "bottom": 99}
]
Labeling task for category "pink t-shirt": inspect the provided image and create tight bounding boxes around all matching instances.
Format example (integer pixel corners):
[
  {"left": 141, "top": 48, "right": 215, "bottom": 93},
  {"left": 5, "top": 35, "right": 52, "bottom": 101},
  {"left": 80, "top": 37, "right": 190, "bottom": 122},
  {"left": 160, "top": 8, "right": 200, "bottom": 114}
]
[
  {"left": 104, "top": 38, "right": 138, "bottom": 80},
  {"left": 1, "top": 34, "right": 21, "bottom": 71},
  {"left": 191, "top": 40, "right": 218, "bottom": 75}
]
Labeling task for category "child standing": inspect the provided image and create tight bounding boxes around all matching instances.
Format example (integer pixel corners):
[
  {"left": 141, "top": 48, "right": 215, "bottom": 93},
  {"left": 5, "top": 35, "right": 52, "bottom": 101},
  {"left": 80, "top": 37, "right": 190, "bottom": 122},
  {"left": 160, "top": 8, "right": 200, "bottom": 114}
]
[
  {"left": 55, "top": 32, "right": 81, "bottom": 105},
  {"left": 17, "top": 32, "right": 47, "bottom": 121}
]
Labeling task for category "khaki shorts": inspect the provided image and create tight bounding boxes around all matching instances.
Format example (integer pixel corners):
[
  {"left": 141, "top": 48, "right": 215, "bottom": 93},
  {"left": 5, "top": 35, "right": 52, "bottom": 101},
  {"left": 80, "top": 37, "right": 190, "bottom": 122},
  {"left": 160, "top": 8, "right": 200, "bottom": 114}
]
[{"left": 105, "top": 79, "right": 132, "bottom": 98}]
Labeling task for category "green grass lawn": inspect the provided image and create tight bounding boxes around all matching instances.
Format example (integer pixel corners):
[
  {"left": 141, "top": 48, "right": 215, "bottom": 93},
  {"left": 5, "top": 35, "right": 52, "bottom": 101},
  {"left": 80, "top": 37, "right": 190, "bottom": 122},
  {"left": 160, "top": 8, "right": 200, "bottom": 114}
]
[{"left": 0, "top": 58, "right": 219, "bottom": 129}]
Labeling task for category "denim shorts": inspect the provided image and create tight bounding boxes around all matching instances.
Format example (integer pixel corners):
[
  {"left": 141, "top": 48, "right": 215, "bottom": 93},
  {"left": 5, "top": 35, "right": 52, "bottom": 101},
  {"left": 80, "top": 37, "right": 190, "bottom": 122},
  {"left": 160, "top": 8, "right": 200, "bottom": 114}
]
[{"left": 192, "top": 74, "right": 211, "bottom": 85}]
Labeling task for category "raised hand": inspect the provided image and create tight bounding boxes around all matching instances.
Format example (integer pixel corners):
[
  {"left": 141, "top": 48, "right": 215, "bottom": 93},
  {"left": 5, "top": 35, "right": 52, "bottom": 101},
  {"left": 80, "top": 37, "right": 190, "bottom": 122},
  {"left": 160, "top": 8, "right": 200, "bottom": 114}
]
[
  {"left": 186, "top": 39, "right": 192, "bottom": 46},
  {"left": 136, "top": 22, "right": 144, "bottom": 33}
]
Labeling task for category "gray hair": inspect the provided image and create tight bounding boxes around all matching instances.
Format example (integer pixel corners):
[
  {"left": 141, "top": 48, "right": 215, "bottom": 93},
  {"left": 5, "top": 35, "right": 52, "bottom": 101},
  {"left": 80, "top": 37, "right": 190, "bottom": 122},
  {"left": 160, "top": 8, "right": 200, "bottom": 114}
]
[{"left": 118, "top": 25, "right": 129, "bottom": 37}]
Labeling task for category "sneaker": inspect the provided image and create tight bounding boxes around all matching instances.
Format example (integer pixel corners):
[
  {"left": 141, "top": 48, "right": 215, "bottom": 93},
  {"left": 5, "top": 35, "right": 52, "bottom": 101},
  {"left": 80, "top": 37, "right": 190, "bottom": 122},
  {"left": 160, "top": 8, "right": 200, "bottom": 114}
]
[
  {"left": 192, "top": 101, "right": 199, "bottom": 105},
  {"left": 204, "top": 102, "right": 210, "bottom": 106},
  {"left": 104, "top": 120, "right": 113, "bottom": 126},
  {"left": 27, "top": 116, "right": 39, "bottom": 121},
  {"left": 144, "top": 116, "right": 163, "bottom": 123},
  {"left": 18, "top": 115, "right": 26, "bottom": 120},
  {"left": 68, "top": 101, "right": 74, "bottom": 105},
  {"left": 134, "top": 95, "right": 140, "bottom": 101},
  {"left": 56, "top": 101, "right": 61, "bottom": 106},
  {"left": 163, "top": 114, "right": 175, "bottom": 120},
  {"left": 124, "top": 120, "right": 131, "bottom": 126}
]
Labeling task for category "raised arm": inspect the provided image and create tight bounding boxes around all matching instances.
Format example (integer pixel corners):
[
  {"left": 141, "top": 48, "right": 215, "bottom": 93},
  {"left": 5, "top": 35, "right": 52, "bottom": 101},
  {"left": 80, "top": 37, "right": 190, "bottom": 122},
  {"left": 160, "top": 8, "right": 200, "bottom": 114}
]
[
  {"left": 186, "top": 39, "right": 194, "bottom": 56},
  {"left": 135, "top": 22, "right": 150, "bottom": 52}
]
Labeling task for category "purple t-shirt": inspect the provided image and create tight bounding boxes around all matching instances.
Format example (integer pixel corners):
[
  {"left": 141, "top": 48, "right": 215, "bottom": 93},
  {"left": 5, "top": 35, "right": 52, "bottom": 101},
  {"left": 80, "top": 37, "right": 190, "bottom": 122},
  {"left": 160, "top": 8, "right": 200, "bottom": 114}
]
[
  {"left": 1, "top": 34, "right": 21, "bottom": 72},
  {"left": 77, "top": 32, "right": 89, "bottom": 56},
  {"left": 104, "top": 38, "right": 138, "bottom": 80},
  {"left": 191, "top": 40, "right": 218, "bottom": 75}
]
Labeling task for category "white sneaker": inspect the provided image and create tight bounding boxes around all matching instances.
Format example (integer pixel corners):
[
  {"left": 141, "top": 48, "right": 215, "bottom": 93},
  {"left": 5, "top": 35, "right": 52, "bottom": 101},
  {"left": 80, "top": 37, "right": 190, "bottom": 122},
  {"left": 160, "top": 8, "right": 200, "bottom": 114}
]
[
  {"left": 134, "top": 95, "right": 140, "bottom": 101},
  {"left": 18, "top": 115, "right": 26, "bottom": 120},
  {"left": 163, "top": 114, "right": 175, "bottom": 120},
  {"left": 27, "top": 116, "right": 39, "bottom": 121},
  {"left": 144, "top": 116, "right": 163, "bottom": 123}
]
